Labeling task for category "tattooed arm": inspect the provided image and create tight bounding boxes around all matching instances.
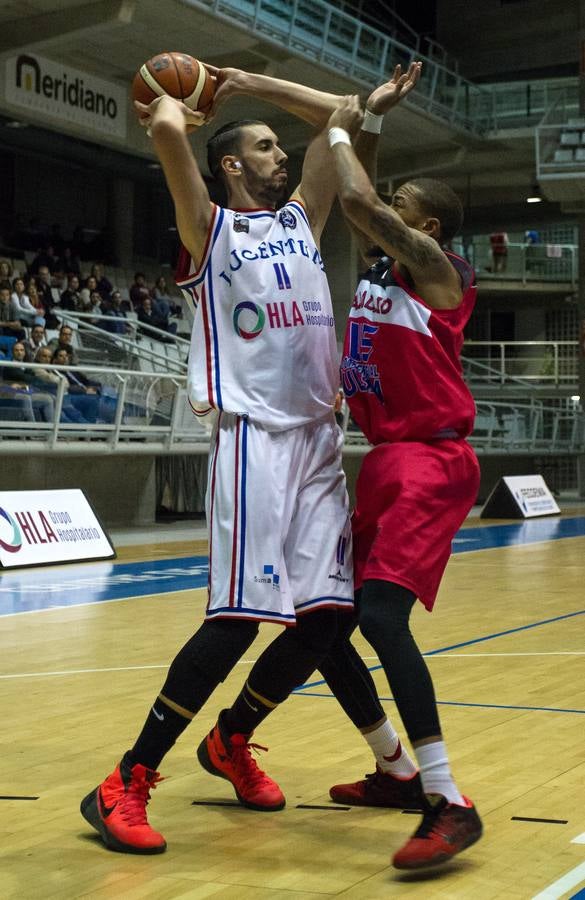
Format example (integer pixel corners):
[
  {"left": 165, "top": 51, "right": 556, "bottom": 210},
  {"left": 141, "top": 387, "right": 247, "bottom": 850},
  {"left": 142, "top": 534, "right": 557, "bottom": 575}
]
[{"left": 328, "top": 96, "right": 462, "bottom": 309}]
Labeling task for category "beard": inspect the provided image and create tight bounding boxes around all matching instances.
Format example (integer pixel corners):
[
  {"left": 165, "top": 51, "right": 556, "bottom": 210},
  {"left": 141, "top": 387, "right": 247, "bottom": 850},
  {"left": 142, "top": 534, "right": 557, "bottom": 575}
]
[{"left": 244, "top": 164, "right": 289, "bottom": 208}]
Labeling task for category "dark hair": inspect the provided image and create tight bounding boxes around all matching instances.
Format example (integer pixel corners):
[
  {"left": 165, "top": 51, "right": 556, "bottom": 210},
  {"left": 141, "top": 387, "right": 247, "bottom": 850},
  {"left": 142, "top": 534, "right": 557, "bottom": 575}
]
[
  {"left": 206, "top": 119, "right": 266, "bottom": 180},
  {"left": 408, "top": 178, "right": 464, "bottom": 244}
]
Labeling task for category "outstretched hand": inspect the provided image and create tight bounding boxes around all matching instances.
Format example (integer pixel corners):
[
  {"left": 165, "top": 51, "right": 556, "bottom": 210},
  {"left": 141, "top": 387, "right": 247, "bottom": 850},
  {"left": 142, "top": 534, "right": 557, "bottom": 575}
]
[
  {"left": 366, "top": 61, "right": 422, "bottom": 115},
  {"left": 327, "top": 95, "right": 363, "bottom": 137}
]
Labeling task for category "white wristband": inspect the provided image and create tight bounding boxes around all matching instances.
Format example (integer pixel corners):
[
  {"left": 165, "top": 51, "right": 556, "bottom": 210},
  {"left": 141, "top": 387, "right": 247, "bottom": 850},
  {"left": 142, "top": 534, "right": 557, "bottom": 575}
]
[
  {"left": 361, "top": 108, "right": 383, "bottom": 134},
  {"left": 328, "top": 127, "right": 351, "bottom": 148}
]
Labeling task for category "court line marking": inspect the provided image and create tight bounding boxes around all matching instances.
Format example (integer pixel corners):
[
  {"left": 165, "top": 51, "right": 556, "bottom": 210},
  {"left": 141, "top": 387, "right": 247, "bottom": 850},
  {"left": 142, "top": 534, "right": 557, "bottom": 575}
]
[
  {"left": 572, "top": 833, "right": 585, "bottom": 844},
  {"left": 293, "top": 691, "right": 585, "bottom": 716},
  {"left": 0, "top": 658, "right": 260, "bottom": 680},
  {"left": 531, "top": 861, "right": 585, "bottom": 899},
  {"left": 300, "top": 608, "right": 585, "bottom": 691}
]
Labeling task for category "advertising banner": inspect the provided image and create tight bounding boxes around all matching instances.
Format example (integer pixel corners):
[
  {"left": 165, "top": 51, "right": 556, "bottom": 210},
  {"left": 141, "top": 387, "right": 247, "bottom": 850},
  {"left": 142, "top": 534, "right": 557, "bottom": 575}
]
[
  {"left": 0, "top": 489, "right": 115, "bottom": 568},
  {"left": 4, "top": 53, "right": 127, "bottom": 140},
  {"left": 480, "top": 475, "right": 560, "bottom": 519}
]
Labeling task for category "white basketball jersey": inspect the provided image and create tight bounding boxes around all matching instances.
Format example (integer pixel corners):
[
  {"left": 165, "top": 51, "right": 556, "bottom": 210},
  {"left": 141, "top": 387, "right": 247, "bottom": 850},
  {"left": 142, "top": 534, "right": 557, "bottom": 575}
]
[{"left": 175, "top": 200, "right": 339, "bottom": 431}]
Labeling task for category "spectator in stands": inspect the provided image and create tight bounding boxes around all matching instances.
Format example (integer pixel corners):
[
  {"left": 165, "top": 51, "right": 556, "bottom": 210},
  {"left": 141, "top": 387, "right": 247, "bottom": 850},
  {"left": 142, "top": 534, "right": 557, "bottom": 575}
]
[
  {"left": 52, "top": 347, "right": 116, "bottom": 423},
  {"left": 26, "top": 280, "right": 47, "bottom": 322},
  {"left": 101, "top": 290, "right": 131, "bottom": 335},
  {"left": 151, "top": 274, "right": 180, "bottom": 319},
  {"left": 87, "top": 291, "right": 103, "bottom": 325},
  {"left": 61, "top": 245, "right": 81, "bottom": 277},
  {"left": 29, "top": 245, "right": 60, "bottom": 275},
  {"left": 90, "top": 263, "right": 113, "bottom": 301},
  {"left": 47, "top": 324, "right": 78, "bottom": 365},
  {"left": 0, "top": 259, "right": 13, "bottom": 281},
  {"left": 489, "top": 231, "right": 508, "bottom": 273},
  {"left": 24, "top": 323, "right": 47, "bottom": 361},
  {"left": 34, "top": 266, "right": 58, "bottom": 327},
  {"left": 32, "top": 346, "right": 90, "bottom": 424},
  {"left": 0, "top": 283, "right": 26, "bottom": 340},
  {"left": 137, "top": 296, "right": 177, "bottom": 339},
  {"left": 59, "top": 274, "right": 83, "bottom": 311},
  {"left": 80, "top": 274, "right": 98, "bottom": 310},
  {"left": 130, "top": 272, "right": 150, "bottom": 310},
  {"left": 11, "top": 276, "right": 43, "bottom": 326},
  {"left": 0, "top": 341, "right": 54, "bottom": 421}
]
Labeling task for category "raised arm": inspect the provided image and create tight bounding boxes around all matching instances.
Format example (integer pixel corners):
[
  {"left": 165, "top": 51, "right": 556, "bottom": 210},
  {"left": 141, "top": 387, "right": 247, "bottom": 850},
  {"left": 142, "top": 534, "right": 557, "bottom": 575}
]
[
  {"left": 327, "top": 96, "right": 462, "bottom": 310},
  {"left": 135, "top": 96, "right": 212, "bottom": 269},
  {"left": 208, "top": 67, "right": 343, "bottom": 129},
  {"left": 352, "top": 62, "right": 422, "bottom": 263}
]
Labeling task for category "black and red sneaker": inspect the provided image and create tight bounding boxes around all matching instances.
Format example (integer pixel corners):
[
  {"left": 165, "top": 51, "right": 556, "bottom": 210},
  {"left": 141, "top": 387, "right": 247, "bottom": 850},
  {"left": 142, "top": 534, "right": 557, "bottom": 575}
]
[
  {"left": 392, "top": 794, "right": 482, "bottom": 869},
  {"left": 80, "top": 754, "right": 166, "bottom": 854},
  {"left": 329, "top": 766, "right": 423, "bottom": 809},
  {"left": 197, "top": 716, "right": 285, "bottom": 811}
]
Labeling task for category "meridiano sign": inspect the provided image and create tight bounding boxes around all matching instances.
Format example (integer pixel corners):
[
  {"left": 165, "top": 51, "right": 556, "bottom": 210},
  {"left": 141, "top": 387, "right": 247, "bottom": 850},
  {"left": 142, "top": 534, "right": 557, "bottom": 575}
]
[{"left": 4, "top": 53, "right": 127, "bottom": 140}]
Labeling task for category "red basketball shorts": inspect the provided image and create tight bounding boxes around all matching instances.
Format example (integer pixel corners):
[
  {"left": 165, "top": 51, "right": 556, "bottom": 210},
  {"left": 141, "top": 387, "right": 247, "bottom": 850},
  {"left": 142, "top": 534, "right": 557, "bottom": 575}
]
[{"left": 352, "top": 439, "right": 480, "bottom": 611}]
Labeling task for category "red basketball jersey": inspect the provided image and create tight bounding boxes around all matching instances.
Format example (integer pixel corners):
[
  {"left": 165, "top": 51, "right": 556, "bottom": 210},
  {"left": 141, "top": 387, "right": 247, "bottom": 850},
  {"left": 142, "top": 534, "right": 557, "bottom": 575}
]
[{"left": 341, "top": 252, "right": 476, "bottom": 444}]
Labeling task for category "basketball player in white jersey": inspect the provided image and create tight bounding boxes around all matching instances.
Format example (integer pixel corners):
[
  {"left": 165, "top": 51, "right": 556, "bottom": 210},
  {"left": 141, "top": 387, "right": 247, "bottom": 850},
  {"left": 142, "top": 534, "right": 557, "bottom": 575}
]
[{"left": 80, "top": 70, "right": 357, "bottom": 854}]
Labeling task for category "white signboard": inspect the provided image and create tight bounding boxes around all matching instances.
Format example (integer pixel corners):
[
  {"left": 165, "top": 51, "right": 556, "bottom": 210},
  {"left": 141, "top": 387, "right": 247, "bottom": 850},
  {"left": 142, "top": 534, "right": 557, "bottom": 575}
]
[
  {"left": 0, "top": 489, "right": 115, "bottom": 568},
  {"left": 4, "top": 53, "right": 127, "bottom": 140},
  {"left": 502, "top": 475, "right": 560, "bottom": 518}
]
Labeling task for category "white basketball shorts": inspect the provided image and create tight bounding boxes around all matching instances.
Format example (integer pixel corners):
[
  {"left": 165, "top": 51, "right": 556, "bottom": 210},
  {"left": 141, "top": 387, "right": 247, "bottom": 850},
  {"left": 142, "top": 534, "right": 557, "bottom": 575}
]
[{"left": 205, "top": 412, "right": 354, "bottom": 624}]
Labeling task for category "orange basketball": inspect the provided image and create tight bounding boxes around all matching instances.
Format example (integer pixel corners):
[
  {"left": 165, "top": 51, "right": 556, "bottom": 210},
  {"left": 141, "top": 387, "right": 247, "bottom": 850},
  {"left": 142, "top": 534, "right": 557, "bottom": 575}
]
[{"left": 132, "top": 52, "right": 215, "bottom": 114}]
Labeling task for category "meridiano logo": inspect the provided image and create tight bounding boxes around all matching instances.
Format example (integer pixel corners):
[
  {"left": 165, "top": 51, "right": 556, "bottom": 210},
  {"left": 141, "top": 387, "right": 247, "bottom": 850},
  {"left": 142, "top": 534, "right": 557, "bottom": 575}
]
[{"left": 15, "top": 54, "right": 118, "bottom": 120}]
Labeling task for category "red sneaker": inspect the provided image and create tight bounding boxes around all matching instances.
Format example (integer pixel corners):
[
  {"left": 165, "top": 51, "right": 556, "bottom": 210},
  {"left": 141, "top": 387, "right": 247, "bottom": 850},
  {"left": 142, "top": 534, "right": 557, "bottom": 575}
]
[
  {"left": 197, "top": 719, "right": 285, "bottom": 811},
  {"left": 80, "top": 755, "right": 166, "bottom": 854},
  {"left": 392, "top": 795, "right": 482, "bottom": 869},
  {"left": 329, "top": 766, "right": 423, "bottom": 809}
]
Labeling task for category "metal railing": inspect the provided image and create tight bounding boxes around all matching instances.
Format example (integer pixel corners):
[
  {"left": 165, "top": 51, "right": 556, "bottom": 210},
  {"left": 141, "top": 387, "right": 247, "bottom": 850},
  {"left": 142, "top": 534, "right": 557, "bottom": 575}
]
[
  {"left": 53, "top": 311, "right": 189, "bottom": 375},
  {"left": 342, "top": 396, "right": 584, "bottom": 455},
  {"left": 1, "top": 347, "right": 582, "bottom": 454},
  {"left": 183, "top": 0, "right": 496, "bottom": 133},
  {"left": 0, "top": 361, "right": 209, "bottom": 453},
  {"left": 463, "top": 341, "right": 579, "bottom": 386},
  {"left": 459, "top": 240, "right": 578, "bottom": 286},
  {"left": 183, "top": 0, "right": 582, "bottom": 135}
]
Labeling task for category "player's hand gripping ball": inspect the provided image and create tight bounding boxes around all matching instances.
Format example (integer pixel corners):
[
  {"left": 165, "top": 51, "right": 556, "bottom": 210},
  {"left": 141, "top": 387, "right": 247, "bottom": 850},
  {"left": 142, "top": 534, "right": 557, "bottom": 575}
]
[{"left": 132, "top": 52, "right": 215, "bottom": 115}]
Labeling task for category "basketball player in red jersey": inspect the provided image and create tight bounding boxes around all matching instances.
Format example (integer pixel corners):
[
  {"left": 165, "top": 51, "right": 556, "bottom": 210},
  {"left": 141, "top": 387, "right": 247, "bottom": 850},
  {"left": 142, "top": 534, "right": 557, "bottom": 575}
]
[{"left": 314, "top": 88, "right": 483, "bottom": 870}]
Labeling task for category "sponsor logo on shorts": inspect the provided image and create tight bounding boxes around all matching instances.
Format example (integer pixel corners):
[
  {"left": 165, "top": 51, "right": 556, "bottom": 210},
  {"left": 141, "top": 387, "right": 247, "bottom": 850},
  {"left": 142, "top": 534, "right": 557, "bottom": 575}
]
[
  {"left": 254, "top": 564, "right": 280, "bottom": 591},
  {"left": 328, "top": 569, "right": 350, "bottom": 584}
]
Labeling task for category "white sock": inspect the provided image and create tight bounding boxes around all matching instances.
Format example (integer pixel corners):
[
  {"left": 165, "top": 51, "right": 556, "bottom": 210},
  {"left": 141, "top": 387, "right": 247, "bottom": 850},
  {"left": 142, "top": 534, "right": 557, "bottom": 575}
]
[
  {"left": 415, "top": 740, "right": 464, "bottom": 805},
  {"left": 363, "top": 720, "right": 418, "bottom": 779}
]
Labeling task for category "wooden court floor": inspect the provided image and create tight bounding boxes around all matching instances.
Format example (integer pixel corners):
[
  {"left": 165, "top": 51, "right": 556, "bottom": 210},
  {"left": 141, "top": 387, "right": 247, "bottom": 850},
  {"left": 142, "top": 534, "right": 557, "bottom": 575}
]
[{"left": 1, "top": 516, "right": 584, "bottom": 899}]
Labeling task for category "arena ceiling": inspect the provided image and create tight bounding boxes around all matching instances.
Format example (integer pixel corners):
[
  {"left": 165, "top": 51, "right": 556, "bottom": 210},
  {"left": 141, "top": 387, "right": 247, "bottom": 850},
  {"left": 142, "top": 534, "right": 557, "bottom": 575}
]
[{"left": 0, "top": 0, "right": 565, "bottom": 228}]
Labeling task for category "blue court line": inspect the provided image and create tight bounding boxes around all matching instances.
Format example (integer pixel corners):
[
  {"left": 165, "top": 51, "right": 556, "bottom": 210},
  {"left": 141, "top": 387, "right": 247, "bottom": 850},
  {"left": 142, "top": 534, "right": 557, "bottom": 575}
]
[
  {"left": 452, "top": 515, "right": 585, "bottom": 552},
  {"left": 293, "top": 691, "right": 585, "bottom": 716},
  {"left": 0, "top": 515, "right": 583, "bottom": 617},
  {"left": 570, "top": 889, "right": 585, "bottom": 899},
  {"left": 298, "top": 608, "right": 585, "bottom": 692}
]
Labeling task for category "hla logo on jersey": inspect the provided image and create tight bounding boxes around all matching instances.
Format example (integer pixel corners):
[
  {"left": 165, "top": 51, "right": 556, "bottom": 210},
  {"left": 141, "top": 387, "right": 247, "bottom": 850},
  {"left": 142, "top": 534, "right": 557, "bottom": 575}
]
[
  {"left": 233, "top": 301, "right": 266, "bottom": 340},
  {"left": 0, "top": 507, "right": 22, "bottom": 553},
  {"left": 254, "top": 565, "right": 280, "bottom": 590},
  {"left": 5, "top": 54, "right": 127, "bottom": 139}
]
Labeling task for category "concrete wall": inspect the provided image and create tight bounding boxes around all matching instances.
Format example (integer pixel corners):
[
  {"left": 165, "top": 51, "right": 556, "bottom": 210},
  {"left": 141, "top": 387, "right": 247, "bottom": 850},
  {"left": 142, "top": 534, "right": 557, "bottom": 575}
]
[{"left": 0, "top": 455, "right": 156, "bottom": 527}]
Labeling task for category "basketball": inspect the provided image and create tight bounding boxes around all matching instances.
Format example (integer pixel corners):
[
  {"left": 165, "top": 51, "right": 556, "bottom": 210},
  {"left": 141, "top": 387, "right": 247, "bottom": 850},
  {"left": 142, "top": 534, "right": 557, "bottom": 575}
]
[{"left": 132, "top": 52, "right": 215, "bottom": 114}]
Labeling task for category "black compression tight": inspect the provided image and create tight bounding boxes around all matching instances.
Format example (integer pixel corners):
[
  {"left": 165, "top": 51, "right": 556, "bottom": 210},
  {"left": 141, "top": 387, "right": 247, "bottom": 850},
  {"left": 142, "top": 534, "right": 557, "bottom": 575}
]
[{"left": 320, "top": 581, "right": 441, "bottom": 744}]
